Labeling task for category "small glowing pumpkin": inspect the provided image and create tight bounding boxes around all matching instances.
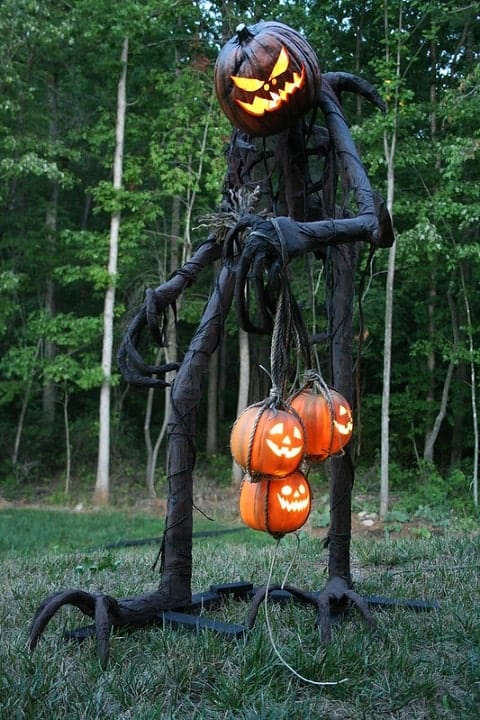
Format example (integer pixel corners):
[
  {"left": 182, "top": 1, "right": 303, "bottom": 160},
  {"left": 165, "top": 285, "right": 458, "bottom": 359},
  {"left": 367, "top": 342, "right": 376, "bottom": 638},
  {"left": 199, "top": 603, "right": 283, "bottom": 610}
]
[
  {"left": 239, "top": 471, "right": 312, "bottom": 536},
  {"left": 290, "top": 388, "right": 353, "bottom": 462},
  {"left": 215, "top": 21, "right": 321, "bottom": 137},
  {"left": 230, "top": 402, "right": 305, "bottom": 477}
]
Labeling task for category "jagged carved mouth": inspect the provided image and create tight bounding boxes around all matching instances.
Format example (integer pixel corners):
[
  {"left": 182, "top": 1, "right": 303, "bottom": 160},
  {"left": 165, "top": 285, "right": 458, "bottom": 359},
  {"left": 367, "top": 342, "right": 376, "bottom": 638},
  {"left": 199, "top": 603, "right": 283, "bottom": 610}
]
[
  {"left": 276, "top": 481, "right": 309, "bottom": 513},
  {"left": 276, "top": 493, "right": 309, "bottom": 513},
  {"left": 334, "top": 405, "right": 353, "bottom": 435},
  {"left": 265, "top": 440, "right": 303, "bottom": 458},
  {"left": 231, "top": 46, "right": 305, "bottom": 117}
]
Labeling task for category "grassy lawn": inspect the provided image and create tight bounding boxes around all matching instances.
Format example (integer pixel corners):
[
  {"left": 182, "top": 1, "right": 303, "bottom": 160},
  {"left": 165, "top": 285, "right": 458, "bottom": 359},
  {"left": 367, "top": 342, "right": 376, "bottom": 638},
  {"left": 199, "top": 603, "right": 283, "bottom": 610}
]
[
  {"left": 0, "top": 506, "right": 478, "bottom": 719},
  {"left": 0, "top": 506, "right": 255, "bottom": 557}
]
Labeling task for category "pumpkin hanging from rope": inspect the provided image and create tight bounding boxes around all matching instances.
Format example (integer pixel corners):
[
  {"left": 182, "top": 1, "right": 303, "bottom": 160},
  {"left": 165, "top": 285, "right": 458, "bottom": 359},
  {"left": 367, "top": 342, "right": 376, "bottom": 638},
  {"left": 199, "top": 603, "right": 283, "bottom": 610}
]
[
  {"left": 239, "top": 471, "right": 312, "bottom": 536},
  {"left": 290, "top": 387, "right": 353, "bottom": 462},
  {"left": 214, "top": 20, "right": 321, "bottom": 137},
  {"left": 230, "top": 401, "right": 305, "bottom": 477}
]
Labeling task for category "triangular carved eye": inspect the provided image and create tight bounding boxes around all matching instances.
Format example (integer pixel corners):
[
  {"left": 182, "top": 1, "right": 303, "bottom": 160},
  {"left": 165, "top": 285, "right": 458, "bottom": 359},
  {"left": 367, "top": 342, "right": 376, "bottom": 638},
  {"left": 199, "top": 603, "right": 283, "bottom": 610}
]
[
  {"left": 231, "top": 46, "right": 290, "bottom": 92},
  {"left": 269, "top": 46, "right": 289, "bottom": 80},
  {"left": 269, "top": 422, "right": 285, "bottom": 435},
  {"left": 230, "top": 75, "right": 265, "bottom": 92}
]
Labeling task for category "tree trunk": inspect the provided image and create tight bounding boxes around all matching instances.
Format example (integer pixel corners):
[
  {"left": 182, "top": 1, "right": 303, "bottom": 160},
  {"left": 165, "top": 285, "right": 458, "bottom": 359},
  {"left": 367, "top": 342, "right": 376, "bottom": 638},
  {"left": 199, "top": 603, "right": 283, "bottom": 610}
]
[
  {"left": 42, "top": 264, "right": 57, "bottom": 427},
  {"left": 424, "top": 289, "right": 458, "bottom": 462},
  {"left": 423, "top": 361, "right": 454, "bottom": 463},
  {"left": 232, "top": 327, "right": 250, "bottom": 484},
  {"left": 423, "top": 36, "right": 440, "bottom": 459},
  {"left": 94, "top": 38, "right": 128, "bottom": 506},
  {"left": 459, "top": 266, "right": 479, "bottom": 506},
  {"left": 380, "top": 241, "right": 396, "bottom": 520},
  {"left": 42, "top": 74, "right": 59, "bottom": 429},
  {"left": 63, "top": 387, "right": 71, "bottom": 495},
  {"left": 379, "top": 0, "right": 400, "bottom": 520},
  {"left": 144, "top": 347, "right": 167, "bottom": 498},
  {"left": 424, "top": 277, "right": 437, "bottom": 453},
  {"left": 144, "top": 382, "right": 156, "bottom": 497},
  {"left": 12, "top": 340, "right": 41, "bottom": 467},
  {"left": 450, "top": 362, "right": 466, "bottom": 467}
]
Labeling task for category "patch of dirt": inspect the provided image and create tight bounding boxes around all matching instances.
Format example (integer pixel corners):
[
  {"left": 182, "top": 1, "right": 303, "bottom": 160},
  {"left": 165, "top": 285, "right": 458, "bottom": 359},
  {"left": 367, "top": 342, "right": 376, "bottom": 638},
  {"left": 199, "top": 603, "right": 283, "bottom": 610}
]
[{"left": 307, "top": 504, "right": 448, "bottom": 542}]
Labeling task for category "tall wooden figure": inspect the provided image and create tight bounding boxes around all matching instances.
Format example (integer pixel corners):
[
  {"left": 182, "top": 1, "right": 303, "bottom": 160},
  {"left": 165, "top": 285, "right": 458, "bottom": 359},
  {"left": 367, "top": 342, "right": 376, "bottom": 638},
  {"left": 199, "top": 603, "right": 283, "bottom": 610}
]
[{"left": 29, "top": 21, "right": 394, "bottom": 665}]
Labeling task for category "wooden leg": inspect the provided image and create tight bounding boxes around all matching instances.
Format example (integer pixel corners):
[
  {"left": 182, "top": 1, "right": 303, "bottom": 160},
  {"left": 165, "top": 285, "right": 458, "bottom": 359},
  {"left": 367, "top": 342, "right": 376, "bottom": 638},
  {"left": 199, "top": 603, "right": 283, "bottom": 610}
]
[
  {"left": 157, "top": 264, "right": 236, "bottom": 604},
  {"left": 326, "top": 242, "right": 357, "bottom": 585}
]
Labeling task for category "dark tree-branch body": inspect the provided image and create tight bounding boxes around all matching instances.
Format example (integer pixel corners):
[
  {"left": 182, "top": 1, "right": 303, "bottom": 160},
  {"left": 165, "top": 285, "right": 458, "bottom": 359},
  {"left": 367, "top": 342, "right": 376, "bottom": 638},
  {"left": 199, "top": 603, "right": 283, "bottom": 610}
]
[{"left": 28, "top": 54, "right": 394, "bottom": 661}]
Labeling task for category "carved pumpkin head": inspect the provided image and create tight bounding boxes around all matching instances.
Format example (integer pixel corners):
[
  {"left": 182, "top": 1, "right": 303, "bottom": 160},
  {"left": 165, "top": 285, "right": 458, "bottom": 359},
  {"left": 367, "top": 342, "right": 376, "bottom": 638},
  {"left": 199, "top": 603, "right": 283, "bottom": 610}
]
[
  {"left": 239, "top": 471, "right": 312, "bottom": 536},
  {"left": 230, "top": 402, "right": 305, "bottom": 477},
  {"left": 215, "top": 21, "right": 321, "bottom": 136},
  {"left": 290, "top": 388, "right": 353, "bottom": 462}
]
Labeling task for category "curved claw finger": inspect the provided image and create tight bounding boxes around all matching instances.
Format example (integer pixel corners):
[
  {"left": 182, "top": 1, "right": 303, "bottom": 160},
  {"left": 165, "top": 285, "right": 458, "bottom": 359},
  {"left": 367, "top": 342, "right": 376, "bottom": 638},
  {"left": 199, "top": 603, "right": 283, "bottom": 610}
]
[
  {"left": 316, "top": 594, "right": 332, "bottom": 643},
  {"left": 345, "top": 589, "right": 377, "bottom": 631},
  {"left": 224, "top": 217, "right": 252, "bottom": 257},
  {"left": 95, "top": 594, "right": 112, "bottom": 668},
  {"left": 29, "top": 589, "right": 96, "bottom": 650},
  {"left": 116, "top": 306, "right": 180, "bottom": 387},
  {"left": 234, "top": 246, "right": 260, "bottom": 333},
  {"left": 145, "top": 288, "right": 165, "bottom": 345},
  {"left": 246, "top": 585, "right": 272, "bottom": 630}
]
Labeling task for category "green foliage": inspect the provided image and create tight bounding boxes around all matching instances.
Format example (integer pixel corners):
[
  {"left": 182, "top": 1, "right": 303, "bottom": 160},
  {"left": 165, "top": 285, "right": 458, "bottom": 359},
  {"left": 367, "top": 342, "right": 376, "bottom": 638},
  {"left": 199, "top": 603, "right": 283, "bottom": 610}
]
[
  {"left": 389, "top": 461, "right": 476, "bottom": 517},
  {"left": 0, "top": 0, "right": 479, "bottom": 502},
  {"left": 196, "top": 452, "right": 234, "bottom": 487},
  {"left": 74, "top": 552, "right": 122, "bottom": 574},
  {"left": 384, "top": 509, "right": 410, "bottom": 523}
]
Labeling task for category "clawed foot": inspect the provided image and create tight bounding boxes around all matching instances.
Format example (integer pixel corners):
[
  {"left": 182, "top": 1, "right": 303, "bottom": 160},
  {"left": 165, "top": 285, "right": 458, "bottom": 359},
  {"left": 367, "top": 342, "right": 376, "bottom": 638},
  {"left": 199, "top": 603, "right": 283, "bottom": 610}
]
[
  {"left": 316, "top": 576, "right": 376, "bottom": 642},
  {"left": 29, "top": 587, "right": 191, "bottom": 668},
  {"left": 28, "top": 578, "right": 376, "bottom": 667},
  {"left": 246, "top": 577, "right": 376, "bottom": 643}
]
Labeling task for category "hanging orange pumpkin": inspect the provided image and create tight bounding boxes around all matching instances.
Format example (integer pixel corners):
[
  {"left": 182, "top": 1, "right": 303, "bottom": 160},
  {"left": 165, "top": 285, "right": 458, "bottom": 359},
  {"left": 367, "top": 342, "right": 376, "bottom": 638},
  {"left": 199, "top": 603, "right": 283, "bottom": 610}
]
[
  {"left": 290, "top": 388, "right": 353, "bottom": 462},
  {"left": 230, "top": 402, "right": 305, "bottom": 477},
  {"left": 239, "top": 471, "right": 312, "bottom": 536},
  {"left": 214, "top": 21, "right": 321, "bottom": 137}
]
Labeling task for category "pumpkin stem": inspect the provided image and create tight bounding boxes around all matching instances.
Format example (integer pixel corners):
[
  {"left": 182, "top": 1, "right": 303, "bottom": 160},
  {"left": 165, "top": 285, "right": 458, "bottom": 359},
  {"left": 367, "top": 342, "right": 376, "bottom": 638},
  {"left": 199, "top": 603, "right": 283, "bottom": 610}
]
[{"left": 236, "top": 23, "right": 253, "bottom": 43}]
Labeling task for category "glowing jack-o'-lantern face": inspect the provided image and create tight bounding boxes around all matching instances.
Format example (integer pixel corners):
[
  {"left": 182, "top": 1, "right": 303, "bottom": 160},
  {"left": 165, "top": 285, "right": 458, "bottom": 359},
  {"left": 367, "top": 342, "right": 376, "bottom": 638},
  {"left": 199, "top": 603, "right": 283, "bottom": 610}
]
[
  {"left": 265, "top": 420, "right": 303, "bottom": 459},
  {"left": 239, "top": 471, "right": 312, "bottom": 536},
  {"left": 290, "top": 388, "right": 353, "bottom": 462},
  {"left": 215, "top": 21, "right": 321, "bottom": 137},
  {"left": 230, "top": 403, "right": 305, "bottom": 477},
  {"left": 230, "top": 46, "right": 306, "bottom": 117},
  {"left": 277, "top": 479, "right": 310, "bottom": 513},
  {"left": 334, "top": 403, "right": 353, "bottom": 438}
]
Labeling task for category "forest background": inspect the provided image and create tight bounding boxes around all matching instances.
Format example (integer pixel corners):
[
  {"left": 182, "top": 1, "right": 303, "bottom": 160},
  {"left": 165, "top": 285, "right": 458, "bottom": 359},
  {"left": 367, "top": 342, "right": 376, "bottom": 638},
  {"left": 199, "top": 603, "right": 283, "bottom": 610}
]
[{"left": 1, "top": 0, "right": 479, "bottom": 520}]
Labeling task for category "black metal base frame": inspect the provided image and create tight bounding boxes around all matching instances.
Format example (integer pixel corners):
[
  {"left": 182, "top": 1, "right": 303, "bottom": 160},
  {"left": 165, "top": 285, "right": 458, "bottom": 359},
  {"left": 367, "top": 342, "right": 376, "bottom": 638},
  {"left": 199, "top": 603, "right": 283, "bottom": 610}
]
[{"left": 64, "top": 581, "right": 440, "bottom": 645}]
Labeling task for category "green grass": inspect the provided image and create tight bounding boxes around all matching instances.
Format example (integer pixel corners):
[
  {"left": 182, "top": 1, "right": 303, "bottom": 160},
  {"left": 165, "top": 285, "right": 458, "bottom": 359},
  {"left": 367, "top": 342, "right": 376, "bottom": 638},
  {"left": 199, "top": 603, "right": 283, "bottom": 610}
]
[
  {"left": 0, "top": 507, "right": 260, "bottom": 558},
  {"left": 0, "top": 508, "right": 479, "bottom": 719}
]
